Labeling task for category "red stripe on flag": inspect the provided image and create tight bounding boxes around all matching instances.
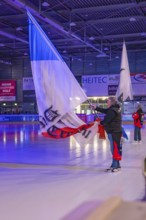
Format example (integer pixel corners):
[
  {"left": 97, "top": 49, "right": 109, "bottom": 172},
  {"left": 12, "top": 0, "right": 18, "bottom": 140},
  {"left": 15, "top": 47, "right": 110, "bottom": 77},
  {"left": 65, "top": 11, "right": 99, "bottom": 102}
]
[{"left": 42, "top": 123, "right": 94, "bottom": 139}]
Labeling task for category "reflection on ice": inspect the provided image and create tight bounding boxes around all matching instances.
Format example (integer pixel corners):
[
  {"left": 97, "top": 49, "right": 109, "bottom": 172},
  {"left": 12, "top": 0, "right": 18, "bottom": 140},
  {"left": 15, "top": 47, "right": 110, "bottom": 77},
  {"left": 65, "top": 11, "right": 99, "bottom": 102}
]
[{"left": 0, "top": 123, "right": 146, "bottom": 220}]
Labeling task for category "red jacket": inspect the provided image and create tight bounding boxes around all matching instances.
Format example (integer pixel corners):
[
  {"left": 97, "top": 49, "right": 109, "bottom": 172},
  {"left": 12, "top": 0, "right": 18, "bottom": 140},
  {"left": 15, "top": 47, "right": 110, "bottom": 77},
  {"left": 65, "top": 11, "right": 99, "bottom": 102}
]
[{"left": 132, "top": 112, "right": 142, "bottom": 128}]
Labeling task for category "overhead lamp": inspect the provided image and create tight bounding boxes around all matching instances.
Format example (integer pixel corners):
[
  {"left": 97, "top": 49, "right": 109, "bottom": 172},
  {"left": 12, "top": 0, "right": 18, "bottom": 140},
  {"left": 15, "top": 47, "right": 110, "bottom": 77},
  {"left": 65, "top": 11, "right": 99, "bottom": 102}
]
[
  {"left": 0, "top": 60, "right": 11, "bottom": 65},
  {"left": 89, "top": 36, "right": 95, "bottom": 41},
  {"left": 102, "top": 97, "right": 108, "bottom": 100},
  {"left": 69, "top": 22, "right": 76, "bottom": 27},
  {"left": 0, "top": 43, "right": 5, "bottom": 47},
  {"left": 62, "top": 50, "right": 67, "bottom": 53},
  {"left": 96, "top": 53, "right": 107, "bottom": 58},
  {"left": 115, "top": 55, "right": 119, "bottom": 59},
  {"left": 104, "top": 47, "right": 109, "bottom": 51},
  {"left": 4, "top": 61, "right": 12, "bottom": 65},
  {"left": 129, "top": 17, "right": 136, "bottom": 22},
  {"left": 140, "top": 32, "right": 146, "bottom": 36},
  {"left": 42, "top": 1, "right": 50, "bottom": 7},
  {"left": 16, "top": 26, "right": 23, "bottom": 31},
  {"left": 24, "top": 52, "right": 28, "bottom": 56}
]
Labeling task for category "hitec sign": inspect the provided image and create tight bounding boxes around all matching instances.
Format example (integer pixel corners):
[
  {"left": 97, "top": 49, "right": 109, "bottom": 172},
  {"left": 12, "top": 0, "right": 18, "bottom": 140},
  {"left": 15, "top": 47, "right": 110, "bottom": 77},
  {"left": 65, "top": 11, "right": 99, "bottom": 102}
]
[
  {"left": 82, "top": 75, "right": 108, "bottom": 96},
  {"left": 82, "top": 73, "right": 146, "bottom": 96},
  {"left": 0, "top": 80, "right": 16, "bottom": 101}
]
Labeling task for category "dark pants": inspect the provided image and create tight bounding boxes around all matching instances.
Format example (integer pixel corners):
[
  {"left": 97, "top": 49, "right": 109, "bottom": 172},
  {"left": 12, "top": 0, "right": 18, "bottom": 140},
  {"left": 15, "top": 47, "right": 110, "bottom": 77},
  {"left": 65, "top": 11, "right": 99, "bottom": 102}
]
[
  {"left": 134, "top": 126, "right": 141, "bottom": 141},
  {"left": 108, "top": 133, "right": 122, "bottom": 169}
]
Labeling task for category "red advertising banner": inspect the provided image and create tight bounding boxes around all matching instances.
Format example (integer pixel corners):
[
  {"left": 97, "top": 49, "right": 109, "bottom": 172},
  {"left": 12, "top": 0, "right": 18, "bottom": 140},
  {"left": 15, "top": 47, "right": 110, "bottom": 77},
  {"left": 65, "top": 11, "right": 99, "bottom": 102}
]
[{"left": 0, "top": 80, "right": 16, "bottom": 101}]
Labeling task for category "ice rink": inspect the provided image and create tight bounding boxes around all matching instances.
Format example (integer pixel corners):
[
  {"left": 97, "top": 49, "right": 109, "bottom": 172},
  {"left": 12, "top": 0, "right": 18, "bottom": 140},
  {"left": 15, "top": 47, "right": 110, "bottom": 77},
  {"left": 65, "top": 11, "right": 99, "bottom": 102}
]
[{"left": 0, "top": 123, "right": 146, "bottom": 220}]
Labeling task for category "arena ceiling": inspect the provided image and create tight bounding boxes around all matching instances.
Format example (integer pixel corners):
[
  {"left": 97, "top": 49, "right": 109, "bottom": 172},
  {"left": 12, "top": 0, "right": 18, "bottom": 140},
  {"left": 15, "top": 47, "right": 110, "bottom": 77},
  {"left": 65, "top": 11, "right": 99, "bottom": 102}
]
[{"left": 1, "top": 0, "right": 146, "bottom": 63}]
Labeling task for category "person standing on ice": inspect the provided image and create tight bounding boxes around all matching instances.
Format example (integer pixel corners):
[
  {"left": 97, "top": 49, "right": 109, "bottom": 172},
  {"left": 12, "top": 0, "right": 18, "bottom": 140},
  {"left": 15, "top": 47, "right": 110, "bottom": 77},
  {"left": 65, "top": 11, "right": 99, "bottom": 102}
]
[
  {"left": 132, "top": 103, "right": 144, "bottom": 144},
  {"left": 91, "top": 96, "right": 122, "bottom": 172}
]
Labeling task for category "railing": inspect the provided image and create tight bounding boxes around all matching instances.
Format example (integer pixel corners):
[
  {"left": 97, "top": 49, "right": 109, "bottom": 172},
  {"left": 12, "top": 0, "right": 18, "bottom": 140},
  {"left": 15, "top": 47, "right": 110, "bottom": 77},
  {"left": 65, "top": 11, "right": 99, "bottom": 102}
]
[
  {"left": 0, "top": 114, "right": 145, "bottom": 123},
  {"left": 0, "top": 115, "right": 39, "bottom": 122}
]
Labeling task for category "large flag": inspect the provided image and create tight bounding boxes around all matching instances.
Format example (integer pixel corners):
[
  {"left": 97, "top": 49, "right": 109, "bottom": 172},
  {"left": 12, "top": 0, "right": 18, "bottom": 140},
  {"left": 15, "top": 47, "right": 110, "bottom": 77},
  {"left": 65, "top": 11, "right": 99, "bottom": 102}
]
[
  {"left": 116, "top": 41, "right": 133, "bottom": 102},
  {"left": 27, "top": 11, "right": 98, "bottom": 140}
]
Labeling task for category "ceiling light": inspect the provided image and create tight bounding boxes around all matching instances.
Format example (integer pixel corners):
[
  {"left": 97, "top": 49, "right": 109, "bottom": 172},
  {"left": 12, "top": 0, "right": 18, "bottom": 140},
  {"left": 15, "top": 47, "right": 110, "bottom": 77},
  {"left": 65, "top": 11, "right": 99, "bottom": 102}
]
[
  {"left": 129, "top": 17, "right": 136, "bottom": 22},
  {"left": 140, "top": 32, "right": 146, "bottom": 36},
  {"left": 0, "top": 43, "right": 5, "bottom": 47},
  {"left": 96, "top": 53, "right": 107, "bottom": 58},
  {"left": 104, "top": 47, "right": 109, "bottom": 51},
  {"left": 115, "top": 55, "right": 119, "bottom": 59},
  {"left": 62, "top": 50, "right": 67, "bottom": 53},
  {"left": 0, "top": 60, "right": 11, "bottom": 65},
  {"left": 42, "top": 1, "right": 50, "bottom": 7},
  {"left": 102, "top": 97, "right": 108, "bottom": 100},
  {"left": 69, "top": 22, "right": 76, "bottom": 27},
  {"left": 89, "top": 36, "right": 95, "bottom": 41},
  {"left": 24, "top": 52, "right": 28, "bottom": 56},
  {"left": 16, "top": 26, "right": 23, "bottom": 31},
  {"left": 4, "top": 61, "right": 12, "bottom": 65}
]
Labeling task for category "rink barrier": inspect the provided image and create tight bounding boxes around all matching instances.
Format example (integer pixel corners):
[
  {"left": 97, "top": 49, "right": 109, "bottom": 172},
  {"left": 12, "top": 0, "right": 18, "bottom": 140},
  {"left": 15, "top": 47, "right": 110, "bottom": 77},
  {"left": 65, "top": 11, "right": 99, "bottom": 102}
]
[
  {"left": 0, "top": 114, "right": 145, "bottom": 124},
  {"left": 0, "top": 115, "right": 39, "bottom": 123}
]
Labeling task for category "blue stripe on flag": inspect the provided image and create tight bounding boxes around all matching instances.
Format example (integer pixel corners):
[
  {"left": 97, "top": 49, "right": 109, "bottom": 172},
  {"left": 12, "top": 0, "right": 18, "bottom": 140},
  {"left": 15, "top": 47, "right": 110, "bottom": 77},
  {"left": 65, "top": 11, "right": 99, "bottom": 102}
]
[{"left": 29, "top": 17, "right": 59, "bottom": 61}]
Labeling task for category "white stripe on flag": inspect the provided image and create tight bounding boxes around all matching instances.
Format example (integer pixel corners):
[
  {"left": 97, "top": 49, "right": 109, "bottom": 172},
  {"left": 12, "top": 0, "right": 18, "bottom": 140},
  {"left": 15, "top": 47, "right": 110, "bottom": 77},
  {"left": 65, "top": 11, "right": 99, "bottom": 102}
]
[{"left": 27, "top": 11, "right": 90, "bottom": 138}]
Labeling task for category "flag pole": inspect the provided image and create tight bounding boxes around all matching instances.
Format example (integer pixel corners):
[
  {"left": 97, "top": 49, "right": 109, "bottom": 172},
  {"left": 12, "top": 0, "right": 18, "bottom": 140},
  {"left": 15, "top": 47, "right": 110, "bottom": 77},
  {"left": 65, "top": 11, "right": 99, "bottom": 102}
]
[{"left": 87, "top": 99, "right": 99, "bottom": 121}]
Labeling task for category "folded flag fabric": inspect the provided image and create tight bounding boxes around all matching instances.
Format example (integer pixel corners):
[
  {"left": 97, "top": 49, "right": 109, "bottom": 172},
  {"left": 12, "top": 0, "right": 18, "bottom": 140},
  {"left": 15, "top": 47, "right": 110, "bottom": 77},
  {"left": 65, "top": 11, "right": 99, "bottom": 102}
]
[
  {"left": 27, "top": 11, "right": 98, "bottom": 141},
  {"left": 116, "top": 41, "right": 133, "bottom": 102}
]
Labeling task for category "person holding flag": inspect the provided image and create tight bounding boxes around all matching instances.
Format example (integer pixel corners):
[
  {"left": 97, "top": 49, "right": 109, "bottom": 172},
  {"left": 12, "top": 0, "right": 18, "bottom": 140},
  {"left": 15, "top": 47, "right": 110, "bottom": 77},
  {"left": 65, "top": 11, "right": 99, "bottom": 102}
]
[
  {"left": 91, "top": 97, "right": 122, "bottom": 172},
  {"left": 91, "top": 41, "right": 131, "bottom": 172}
]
